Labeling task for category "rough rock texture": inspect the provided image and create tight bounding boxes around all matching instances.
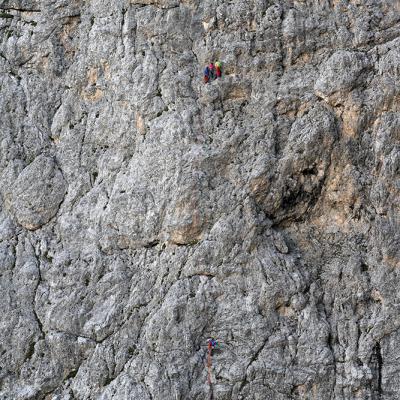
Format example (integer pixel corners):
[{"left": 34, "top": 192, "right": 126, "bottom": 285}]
[{"left": 0, "top": 0, "right": 399, "bottom": 399}]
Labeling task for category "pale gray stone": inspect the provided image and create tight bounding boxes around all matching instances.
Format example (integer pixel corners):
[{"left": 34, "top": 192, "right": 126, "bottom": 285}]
[{"left": 0, "top": 0, "right": 399, "bottom": 399}]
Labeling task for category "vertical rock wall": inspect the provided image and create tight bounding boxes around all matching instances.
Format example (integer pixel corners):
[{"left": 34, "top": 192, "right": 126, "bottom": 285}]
[{"left": 0, "top": 0, "right": 399, "bottom": 399}]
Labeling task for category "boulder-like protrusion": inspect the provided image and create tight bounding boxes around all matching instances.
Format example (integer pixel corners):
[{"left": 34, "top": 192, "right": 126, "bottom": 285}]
[
  {"left": 314, "top": 50, "right": 370, "bottom": 104},
  {"left": 256, "top": 105, "right": 337, "bottom": 221},
  {"left": 6, "top": 155, "right": 67, "bottom": 230},
  {"left": 165, "top": 188, "right": 206, "bottom": 245},
  {"left": 101, "top": 186, "right": 160, "bottom": 251}
]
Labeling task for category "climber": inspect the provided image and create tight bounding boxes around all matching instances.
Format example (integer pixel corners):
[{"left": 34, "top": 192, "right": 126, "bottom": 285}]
[
  {"left": 204, "top": 65, "right": 210, "bottom": 84},
  {"left": 209, "top": 62, "right": 216, "bottom": 81},
  {"left": 215, "top": 61, "right": 222, "bottom": 78},
  {"left": 207, "top": 337, "right": 217, "bottom": 350}
]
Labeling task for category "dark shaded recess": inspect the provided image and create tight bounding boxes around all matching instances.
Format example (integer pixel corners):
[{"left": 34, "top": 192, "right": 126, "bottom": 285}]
[
  {"left": 175, "top": 240, "right": 200, "bottom": 246},
  {"left": 10, "top": 71, "right": 22, "bottom": 81},
  {"left": 370, "top": 342, "right": 383, "bottom": 399},
  {"left": 65, "top": 369, "right": 78, "bottom": 380},
  {"left": 144, "top": 240, "right": 159, "bottom": 248},
  {"left": 0, "top": 6, "right": 41, "bottom": 12},
  {"left": 281, "top": 189, "right": 306, "bottom": 210},
  {"left": 360, "top": 263, "right": 368, "bottom": 272},
  {"left": 24, "top": 342, "right": 35, "bottom": 362},
  {"left": 127, "top": 345, "right": 137, "bottom": 356},
  {"left": 302, "top": 166, "right": 318, "bottom": 175}
]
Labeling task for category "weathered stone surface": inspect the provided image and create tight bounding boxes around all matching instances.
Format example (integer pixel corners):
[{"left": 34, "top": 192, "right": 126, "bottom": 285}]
[
  {"left": 315, "top": 50, "right": 371, "bottom": 102},
  {"left": 0, "top": 0, "right": 399, "bottom": 399},
  {"left": 4, "top": 155, "right": 67, "bottom": 230}
]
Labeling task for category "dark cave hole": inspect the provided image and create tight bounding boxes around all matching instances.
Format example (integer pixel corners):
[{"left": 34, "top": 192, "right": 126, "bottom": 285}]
[
  {"left": 361, "top": 263, "right": 368, "bottom": 272},
  {"left": 302, "top": 166, "right": 318, "bottom": 175}
]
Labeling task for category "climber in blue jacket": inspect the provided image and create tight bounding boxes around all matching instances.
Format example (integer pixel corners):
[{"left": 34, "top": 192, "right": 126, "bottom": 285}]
[{"left": 204, "top": 65, "right": 210, "bottom": 83}]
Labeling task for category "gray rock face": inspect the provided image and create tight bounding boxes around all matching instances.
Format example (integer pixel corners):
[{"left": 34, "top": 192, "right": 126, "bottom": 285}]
[
  {"left": 0, "top": 1, "right": 399, "bottom": 399},
  {"left": 315, "top": 50, "right": 370, "bottom": 102},
  {"left": 4, "top": 155, "right": 66, "bottom": 230}
]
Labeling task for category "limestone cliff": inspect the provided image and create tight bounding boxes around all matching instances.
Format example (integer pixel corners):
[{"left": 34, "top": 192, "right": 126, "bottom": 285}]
[{"left": 0, "top": 0, "right": 399, "bottom": 399}]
